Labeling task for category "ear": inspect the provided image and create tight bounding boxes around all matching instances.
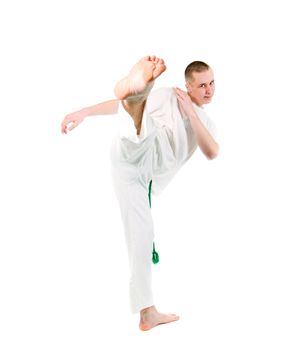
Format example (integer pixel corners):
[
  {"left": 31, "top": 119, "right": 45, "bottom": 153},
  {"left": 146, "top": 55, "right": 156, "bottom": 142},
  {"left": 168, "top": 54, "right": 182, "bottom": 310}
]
[{"left": 185, "top": 82, "right": 191, "bottom": 93}]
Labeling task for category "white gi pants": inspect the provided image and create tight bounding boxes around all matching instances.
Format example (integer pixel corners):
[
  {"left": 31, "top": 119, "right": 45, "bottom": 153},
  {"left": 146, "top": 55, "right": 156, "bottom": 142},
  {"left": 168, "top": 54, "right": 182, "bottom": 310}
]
[
  {"left": 110, "top": 87, "right": 196, "bottom": 313},
  {"left": 110, "top": 103, "right": 157, "bottom": 314}
]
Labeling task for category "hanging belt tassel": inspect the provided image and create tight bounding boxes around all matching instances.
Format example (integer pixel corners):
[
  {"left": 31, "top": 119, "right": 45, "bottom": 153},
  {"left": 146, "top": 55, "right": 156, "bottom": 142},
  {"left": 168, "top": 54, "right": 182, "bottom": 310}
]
[
  {"left": 148, "top": 180, "right": 159, "bottom": 264},
  {"left": 152, "top": 242, "right": 159, "bottom": 264}
]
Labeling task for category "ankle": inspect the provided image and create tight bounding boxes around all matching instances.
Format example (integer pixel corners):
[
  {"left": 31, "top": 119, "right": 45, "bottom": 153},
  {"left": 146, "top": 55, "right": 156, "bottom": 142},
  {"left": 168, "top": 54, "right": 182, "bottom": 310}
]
[
  {"left": 140, "top": 305, "right": 156, "bottom": 316},
  {"left": 122, "top": 99, "right": 145, "bottom": 113}
]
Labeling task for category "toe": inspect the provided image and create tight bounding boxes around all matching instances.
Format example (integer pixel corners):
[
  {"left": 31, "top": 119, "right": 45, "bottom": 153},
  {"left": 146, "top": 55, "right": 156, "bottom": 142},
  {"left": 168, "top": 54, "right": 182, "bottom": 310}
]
[{"left": 143, "top": 55, "right": 151, "bottom": 62}]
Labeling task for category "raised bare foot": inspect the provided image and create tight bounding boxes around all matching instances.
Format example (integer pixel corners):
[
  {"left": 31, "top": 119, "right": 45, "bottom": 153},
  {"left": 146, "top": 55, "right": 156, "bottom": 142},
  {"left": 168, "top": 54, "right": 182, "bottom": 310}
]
[
  {"left": 114, "top": 55, "right": 166, "bottom": 101},
  {"left": 139, "top": 306, "right": 179, "bottom": 331}
]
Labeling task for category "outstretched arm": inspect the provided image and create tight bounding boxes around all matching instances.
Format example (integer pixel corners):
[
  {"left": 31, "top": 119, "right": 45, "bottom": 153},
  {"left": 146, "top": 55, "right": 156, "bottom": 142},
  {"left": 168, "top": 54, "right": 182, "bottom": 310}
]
[
  {"left": 61, "top": 99, "right": 119, "bottom": 134},
  {"left": 174, "top": 88, "right": 219, "bottom": 160}
]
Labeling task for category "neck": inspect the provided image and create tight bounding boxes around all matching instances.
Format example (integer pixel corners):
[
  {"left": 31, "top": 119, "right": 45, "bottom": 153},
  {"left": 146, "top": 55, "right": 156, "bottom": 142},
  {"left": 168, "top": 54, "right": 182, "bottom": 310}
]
[{"left": 190, "top": 95, "right": 203, "bottom": 108}]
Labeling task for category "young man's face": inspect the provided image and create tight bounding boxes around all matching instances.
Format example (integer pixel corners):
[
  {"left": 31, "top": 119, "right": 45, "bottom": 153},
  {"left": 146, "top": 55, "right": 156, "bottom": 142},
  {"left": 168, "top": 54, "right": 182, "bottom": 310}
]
[{"left": 186, "top": 68, "right": 215, "bottom": 106}]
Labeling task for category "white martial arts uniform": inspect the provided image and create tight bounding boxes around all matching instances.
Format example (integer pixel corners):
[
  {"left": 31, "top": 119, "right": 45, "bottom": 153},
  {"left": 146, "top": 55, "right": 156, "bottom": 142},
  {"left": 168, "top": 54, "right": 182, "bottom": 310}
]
[{"left": 110, "top": 87, "right": 217, "bottom": 313}]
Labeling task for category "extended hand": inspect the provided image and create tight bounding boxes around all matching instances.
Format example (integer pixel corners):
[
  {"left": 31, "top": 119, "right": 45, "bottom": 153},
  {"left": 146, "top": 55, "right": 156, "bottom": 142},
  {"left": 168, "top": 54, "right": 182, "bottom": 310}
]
[
  {"left": 61, "top": 112, "right": 85, "bottom": 134},
  {"left": 173, "top": 87, "right": 195, "bottom": 118}
]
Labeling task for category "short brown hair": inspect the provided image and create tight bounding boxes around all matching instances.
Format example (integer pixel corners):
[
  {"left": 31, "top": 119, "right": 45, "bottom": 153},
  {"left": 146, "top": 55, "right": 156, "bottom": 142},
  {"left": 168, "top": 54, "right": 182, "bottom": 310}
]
[{"left": 184, "top": 61, "right": 210, "bottom": 82}]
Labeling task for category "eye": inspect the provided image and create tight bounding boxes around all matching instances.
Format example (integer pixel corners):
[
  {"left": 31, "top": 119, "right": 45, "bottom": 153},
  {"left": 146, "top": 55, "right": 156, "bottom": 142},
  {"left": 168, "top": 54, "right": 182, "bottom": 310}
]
[{"left": 210, "top": 81, "right": 215, "bottom": 86}]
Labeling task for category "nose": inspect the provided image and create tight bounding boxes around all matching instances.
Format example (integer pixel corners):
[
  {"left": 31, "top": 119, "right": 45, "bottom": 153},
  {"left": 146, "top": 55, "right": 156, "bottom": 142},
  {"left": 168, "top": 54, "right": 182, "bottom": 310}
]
[{"left": 206, "top": 85, "right": 213, "bottom": 95}]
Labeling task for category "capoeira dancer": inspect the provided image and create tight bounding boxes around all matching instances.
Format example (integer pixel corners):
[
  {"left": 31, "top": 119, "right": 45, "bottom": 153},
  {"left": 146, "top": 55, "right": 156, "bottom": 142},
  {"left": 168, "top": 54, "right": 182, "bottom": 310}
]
[{"left": 61, "top": 55, "right": 219, "bottom": 331}]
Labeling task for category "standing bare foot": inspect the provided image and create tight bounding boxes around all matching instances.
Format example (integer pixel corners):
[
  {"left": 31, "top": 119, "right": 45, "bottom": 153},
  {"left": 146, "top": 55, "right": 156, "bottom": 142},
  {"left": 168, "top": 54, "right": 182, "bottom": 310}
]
[
  {"left": 139, "top": 306, "right": 180, "bottom": 331},
  {"left": 114, "top": 55, "right": 166, "bottom": 101}
]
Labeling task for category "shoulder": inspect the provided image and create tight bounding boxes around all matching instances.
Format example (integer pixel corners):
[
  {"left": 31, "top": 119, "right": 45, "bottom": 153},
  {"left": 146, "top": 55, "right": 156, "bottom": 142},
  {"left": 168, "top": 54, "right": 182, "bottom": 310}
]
[
  {"left": 193, "top": 103, "right": 214, "bottom": 125},
  {"left": 193, "top": 103, "right": 208, "bottom": 119},
  {"left": 148, "top": 87, "right": 174, "bottom": 101},
  {"left": 146, "top": 87, "right": 174, "bottom": 109}
]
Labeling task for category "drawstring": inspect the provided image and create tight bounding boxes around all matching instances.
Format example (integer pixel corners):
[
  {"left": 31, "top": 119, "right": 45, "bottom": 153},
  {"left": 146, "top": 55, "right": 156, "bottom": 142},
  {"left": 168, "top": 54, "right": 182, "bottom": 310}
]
[{"left": 148, "top": 180, "right": 159, "bottom": 264}]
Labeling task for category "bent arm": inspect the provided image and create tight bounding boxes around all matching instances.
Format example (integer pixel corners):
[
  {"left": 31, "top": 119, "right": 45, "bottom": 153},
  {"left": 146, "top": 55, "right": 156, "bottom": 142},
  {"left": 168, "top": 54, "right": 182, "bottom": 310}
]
[
  {"left": 174, "top": 87, "right": 219, "bottom": 160},
  {"left": 188, "top": 112, "right": 219, "bottom": 160}
]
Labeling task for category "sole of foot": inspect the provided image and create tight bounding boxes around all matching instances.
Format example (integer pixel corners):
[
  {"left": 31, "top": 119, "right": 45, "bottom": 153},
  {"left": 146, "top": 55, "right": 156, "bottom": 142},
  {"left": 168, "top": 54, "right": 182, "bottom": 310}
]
[{"left": 114, "top": 55, "right": 166, "bottom": 101}]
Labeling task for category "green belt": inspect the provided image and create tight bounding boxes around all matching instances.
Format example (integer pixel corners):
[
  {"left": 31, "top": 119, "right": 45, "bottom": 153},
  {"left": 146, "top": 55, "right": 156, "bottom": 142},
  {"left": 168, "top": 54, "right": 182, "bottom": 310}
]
[{"left": 148, "top": 180, "right": 159, "bottom": 264}]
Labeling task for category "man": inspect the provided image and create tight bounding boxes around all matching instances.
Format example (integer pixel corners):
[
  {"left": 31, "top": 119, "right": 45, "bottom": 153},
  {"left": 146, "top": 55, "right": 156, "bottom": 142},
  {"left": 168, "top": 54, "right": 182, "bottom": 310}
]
[{"left": 61, "top": 55, "right": 219, "bottom": 331}]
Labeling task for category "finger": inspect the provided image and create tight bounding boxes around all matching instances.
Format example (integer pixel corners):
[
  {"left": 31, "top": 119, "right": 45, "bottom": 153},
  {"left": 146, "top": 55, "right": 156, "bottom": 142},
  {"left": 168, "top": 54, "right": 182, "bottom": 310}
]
[
  {"left": 61, "top": 122, "right": 69, "bottom": 132},
  {"left": 175, "top": 95, "right": 184, "bottom": 102},
  {"left": 61, "top": 124, "right": 66, "bottom": 133},
  {"left": 174, "top": 90, "right": 184, "bottom": 99},
  {"left": 178, "top": 92, "right": 186, "bottom": 100},
  {"left": 61, "top": 119, "right": 68, "bottom": 127},
  {"left": 176, "top": 87, "right": 185, "bottom": 95},
  {"left": 173, "top": 87, "right": 183, "bottom": 98},
  {"left": 175, "top": 88, "right": 183, "bottom": 96},
  {"left": 68, "top": 122, "right": 77, "bottom": 131}
]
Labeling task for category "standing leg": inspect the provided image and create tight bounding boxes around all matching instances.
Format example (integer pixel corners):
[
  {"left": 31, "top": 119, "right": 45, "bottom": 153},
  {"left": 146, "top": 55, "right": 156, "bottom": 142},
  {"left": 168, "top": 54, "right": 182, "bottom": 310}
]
[
  {"left": 112, "top": 55, "right": 179, "bottom": 330},
  {"left": 112, "top": 166, "right": 180, "bottom": 331},
  {"left": 112, "top": 176, "right": 155, "bottom": 313}
]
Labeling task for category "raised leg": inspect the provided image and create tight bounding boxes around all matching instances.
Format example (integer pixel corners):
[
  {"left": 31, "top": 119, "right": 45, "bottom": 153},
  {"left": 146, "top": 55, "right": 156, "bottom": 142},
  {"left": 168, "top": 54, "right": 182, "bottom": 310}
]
[{"left": 114, "top": 55, "right": 166, "bottom": 134}]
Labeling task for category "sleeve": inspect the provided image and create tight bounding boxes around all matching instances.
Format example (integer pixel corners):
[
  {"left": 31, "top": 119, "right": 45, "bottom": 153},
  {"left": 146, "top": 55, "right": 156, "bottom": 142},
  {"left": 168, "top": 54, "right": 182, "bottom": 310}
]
[
  {"left": 206, "top": 117, "right": 218, "bottom": 142},
  {"left": 193, "top": 105, "right": 218, "bottom": 143},
  {"left": 145, "top": 87, "right": 176, "bottom": 130}
]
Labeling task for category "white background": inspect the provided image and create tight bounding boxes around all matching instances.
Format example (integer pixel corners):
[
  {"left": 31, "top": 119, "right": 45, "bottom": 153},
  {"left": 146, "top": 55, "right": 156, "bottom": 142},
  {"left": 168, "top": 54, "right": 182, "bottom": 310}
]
[{"left": 1, "top": 0, "right": 282, "bottom": 349}]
